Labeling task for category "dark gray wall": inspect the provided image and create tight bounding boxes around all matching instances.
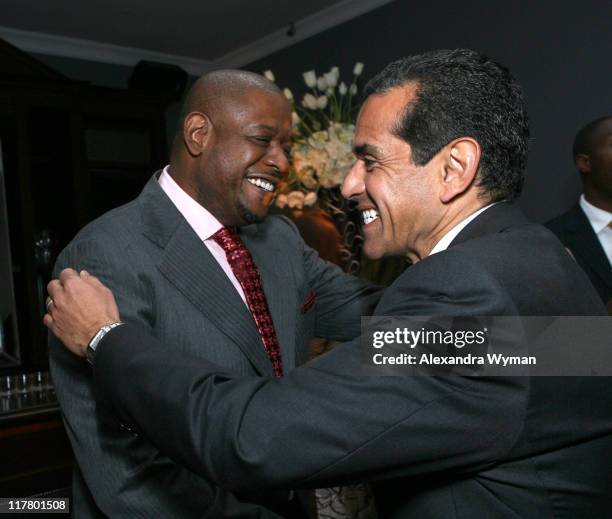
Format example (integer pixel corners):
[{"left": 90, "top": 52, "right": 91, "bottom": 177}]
[
  {"left": 33, "top": 53, "right": 195, "bottom": 149},
  {"left": 246, "top": 0, "right": 612, "bottom": 223}
]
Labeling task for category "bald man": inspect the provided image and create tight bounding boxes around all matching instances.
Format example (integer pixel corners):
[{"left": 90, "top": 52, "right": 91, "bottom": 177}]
[{"left": 48, "top": 71, "right": 380, "bottom": 518}]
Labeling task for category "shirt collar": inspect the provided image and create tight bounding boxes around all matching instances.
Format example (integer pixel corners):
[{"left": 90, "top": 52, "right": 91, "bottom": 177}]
[
  {"left": 429, "top": 202, "right": 497, "bottom": 256},
  {"left": 580, "top": 194, "right": 612, "bottom": 234},
  {"left": 158, "top": 166, "right": 223, "bottom": 241}
]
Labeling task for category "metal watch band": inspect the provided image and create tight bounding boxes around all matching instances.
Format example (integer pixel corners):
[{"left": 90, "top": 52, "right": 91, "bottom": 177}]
[{"left": 86, "top": 322, "right": 124, "bottom": 366}]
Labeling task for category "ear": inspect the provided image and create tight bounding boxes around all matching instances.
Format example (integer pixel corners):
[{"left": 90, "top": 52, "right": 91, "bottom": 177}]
[
  {"left": 183, "top": 112, "right": 211, "bottom": 156},
  {"left": 439, "top": 138, "right": 481, "bottom": 203},
  {"left": 575, "top": 153, "right": 591, "bottom": 174}
]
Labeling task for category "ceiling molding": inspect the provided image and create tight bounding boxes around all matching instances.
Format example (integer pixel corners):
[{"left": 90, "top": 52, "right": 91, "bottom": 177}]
[
  {"left": 0, "top": 0, "right": 393, "bottom": 76},
  {"left": 214, "top": 0, "right": 395, "bottom": 68},
  {"left": 0, "top": 25, "right": 214, "bottom": 76}
]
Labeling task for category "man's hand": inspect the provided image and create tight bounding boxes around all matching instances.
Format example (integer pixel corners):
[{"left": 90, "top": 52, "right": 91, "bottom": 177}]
[{"left": 44, "top": 268, "right": 121, "bottom": 357}]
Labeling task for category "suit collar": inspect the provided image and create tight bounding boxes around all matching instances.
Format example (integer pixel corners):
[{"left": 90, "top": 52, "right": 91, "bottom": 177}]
[
  {"left": 562, "top": 204, "right": 611, "bottom": 286},
  {"left": 137, "top": 173, "right": 184, "bottom": 249},
  {"left": 449, "top": 201, "right": 528, "bottom": 248}
]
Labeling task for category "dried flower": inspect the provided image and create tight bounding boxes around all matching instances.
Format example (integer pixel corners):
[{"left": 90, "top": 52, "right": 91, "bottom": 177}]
[
  {"left": 304, "top": 192, "right": 318, "bottom": 207},
  {"left": 275, "top": 193, "right": 288, "bottom": 208},
  {"left": 287, "top": 191, "right": 305, "bottom": 209}
]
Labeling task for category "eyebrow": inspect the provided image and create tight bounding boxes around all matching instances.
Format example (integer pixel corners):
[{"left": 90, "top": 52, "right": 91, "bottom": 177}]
[
  {"left": 251, "top": 124, "right": 277, "bottom": 132},
  {"left": 353, "top": 143, "right": 383, "bottom": 157}
]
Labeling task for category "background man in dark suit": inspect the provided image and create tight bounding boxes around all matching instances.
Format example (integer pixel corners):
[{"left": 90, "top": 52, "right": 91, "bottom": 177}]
[
  {"left": 46, "top": 50, "right": 611, "bottom": 518},
  {"left": 546, "top": 115, "right": 612, "bottom": 311},
  {"left": 47, "top": 70, "right": 380, "bottom": 518}
]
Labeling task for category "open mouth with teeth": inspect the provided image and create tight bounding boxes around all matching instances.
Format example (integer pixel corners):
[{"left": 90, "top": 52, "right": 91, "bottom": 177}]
[
  {"left": 361, "top": 208, "right": 380, "bottom": 225},
  {"left": 246, "top": 177, "right": 276, "bottom": 192}
]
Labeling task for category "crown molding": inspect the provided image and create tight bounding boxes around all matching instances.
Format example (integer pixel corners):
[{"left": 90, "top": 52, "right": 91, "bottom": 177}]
[
  {"left": 0, "top": 26, "right": 214, "bottom": 76},
  {"left": 213, "top": 0, "right": 394, "bottom": 68},
  {"left": 0, "top": 0, "right": 393, "bottom": 76}
]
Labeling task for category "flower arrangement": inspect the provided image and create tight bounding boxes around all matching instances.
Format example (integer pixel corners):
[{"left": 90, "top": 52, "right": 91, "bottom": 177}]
[{"left": 263, "top": 63, "right": 364, "bottom": 210}]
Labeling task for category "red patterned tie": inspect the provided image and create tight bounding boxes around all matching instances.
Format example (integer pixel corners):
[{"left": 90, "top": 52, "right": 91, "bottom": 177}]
[{"left": 212, "top": 227, "right": 283, "bottom": 378}]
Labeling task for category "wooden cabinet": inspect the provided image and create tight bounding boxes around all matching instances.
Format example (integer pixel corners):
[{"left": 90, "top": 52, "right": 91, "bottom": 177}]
[
  {"left": 0, "top": 37, "right": 171, "bottom": 496},
  {"left": 0, "top": 37, "right": 169, "bottom": 371}
]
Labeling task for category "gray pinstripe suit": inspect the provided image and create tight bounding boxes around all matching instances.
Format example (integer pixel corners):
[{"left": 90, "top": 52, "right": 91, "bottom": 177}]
[{"left": 49, "top": 173, "right": 380, "bottom": 518}]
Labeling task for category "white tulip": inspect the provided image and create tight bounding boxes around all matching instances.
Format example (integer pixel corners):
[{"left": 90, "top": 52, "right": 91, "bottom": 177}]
[
  {"left": 326, "top": 87, "right": 334, "bottom": 96},
  {"left": 263, "top": 70, "right": 275, "bottom": 82},
  {"left": 317, "top": 76, "right": 327, "bottom": 91},
  {"left": 324, "top": 71, "right": 338, "bottom": 88},
  {"left": 331, "top": 66, "right": 340, "bottom": 82},
  {"left": 283, "top": 88, "right": 293, "bottom": 101},
  {"left": 350, "top": 84, "right": 358, "bottom": 95},
  {"left": 353, "top": 62, "right": 364, "bottom": 76},
  {"left": 292, "top": 112, "right": 301, "bottom": 127},
  {"left": 303, "top": 70, "right": 317, "bottom": 88},
  {"left": 316, "top": 95, "right": 328, "bottom": 109},
  {"left": 338, "top": 82, "right": 347, "bottom": 95},
  {"left": 302, "top": 93, "right": 318, "bottom": 110}
]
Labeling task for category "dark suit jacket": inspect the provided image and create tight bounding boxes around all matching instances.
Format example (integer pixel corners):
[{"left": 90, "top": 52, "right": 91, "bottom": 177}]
[
  {"left": 546, "top": 203, "right": 611, "bottom": 306},
  {"left": 49, "top": 174, "right": 380, "bottom": 518},
  {"left": 93, "top": 203, "right": 612, "bottom": 518}
]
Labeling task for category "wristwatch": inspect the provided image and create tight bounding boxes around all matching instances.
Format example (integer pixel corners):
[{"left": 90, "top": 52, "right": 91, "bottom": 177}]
[{"left": 86, "top": 322, "right": 124, "bottom": 365}]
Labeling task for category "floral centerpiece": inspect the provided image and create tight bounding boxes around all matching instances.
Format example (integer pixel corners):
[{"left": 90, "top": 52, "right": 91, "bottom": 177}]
[{"left": 263, "top": 63, "right": 364, "bottom": 210}]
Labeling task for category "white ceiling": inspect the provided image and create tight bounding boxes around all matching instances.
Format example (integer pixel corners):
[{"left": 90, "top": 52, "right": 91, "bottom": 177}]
[{"left": 0, "top": 0, "right": 393, "bottom": 75}]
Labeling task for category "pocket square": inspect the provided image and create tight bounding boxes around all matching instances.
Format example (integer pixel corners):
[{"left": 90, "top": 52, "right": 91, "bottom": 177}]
[{"left": 301, "top": 288, "right": 316, "bottom": 314}]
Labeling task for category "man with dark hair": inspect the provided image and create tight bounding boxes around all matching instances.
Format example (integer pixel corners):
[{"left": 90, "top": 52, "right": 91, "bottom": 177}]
[
  {"left": 47, "top": 69, "right": 380, "bottom": 518},
  {"left": 546, "top": 116, "right": 612, "bottom": 310},
  {"left": 47, "top": 50, "right": 611, "bottom": 518}
]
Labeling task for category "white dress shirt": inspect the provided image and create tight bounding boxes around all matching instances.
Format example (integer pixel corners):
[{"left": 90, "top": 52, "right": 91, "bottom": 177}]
[
  {"left": 580, "top": 194, "right": 612, "bottom": 266},
  {"left": 429, "top": 203, "right": 497, "bottom": 256},
  {"left": 158, "top": 166, "right": 247, "bottom": 304}
]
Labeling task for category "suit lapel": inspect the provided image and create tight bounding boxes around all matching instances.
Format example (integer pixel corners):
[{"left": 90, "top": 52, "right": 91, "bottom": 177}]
[
  {"left": 137, "top": 175, "right": 275, "bottom": 377},
  {"left": 241, "top": 224, "right": 297, "bottom": 372},
  {"left": 564, "top": 205, "right": 612, "bottom": 288}
]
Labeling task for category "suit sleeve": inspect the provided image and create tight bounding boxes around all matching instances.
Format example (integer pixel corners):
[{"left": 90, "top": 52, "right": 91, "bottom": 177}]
[
  {"left": 49, "top": 237, "right": 280, "bottom": 518},
  {"left": 92, "top": 250, "right": 528, "bottom": 492},
  {"left": 278, "top": 216, "right": 383, "bottom": 341}
]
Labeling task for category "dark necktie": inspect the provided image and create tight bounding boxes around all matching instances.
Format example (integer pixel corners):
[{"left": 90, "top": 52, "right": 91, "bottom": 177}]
[{"left": 212, "top": 227, "right": 283, "bottom": 378}]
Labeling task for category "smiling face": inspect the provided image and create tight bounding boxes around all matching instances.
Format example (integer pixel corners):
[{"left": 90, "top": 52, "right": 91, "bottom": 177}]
[
  {"left": 342, "top": 85, "right": 447, "bottom": 262},
  {"left": 191, "top": 88, "right": 292, "bottom": 226}
]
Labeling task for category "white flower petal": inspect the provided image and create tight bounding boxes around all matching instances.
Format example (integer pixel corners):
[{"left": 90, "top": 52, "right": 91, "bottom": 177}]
[
  {"left": 303, "top": 70, "right": 317, "bottom": 88},
  {"left": 263, "top": 70, "right": 275, "bottom": 82}
]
